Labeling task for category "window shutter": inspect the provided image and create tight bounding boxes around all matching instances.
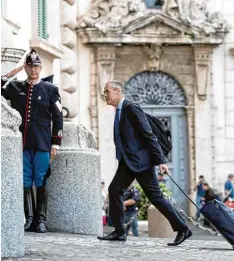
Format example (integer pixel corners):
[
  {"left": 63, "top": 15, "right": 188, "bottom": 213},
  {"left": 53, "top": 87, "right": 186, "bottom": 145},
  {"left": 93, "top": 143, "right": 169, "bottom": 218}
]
[{"left": 38, "top": 0, "right": 48, "bottom": 39}]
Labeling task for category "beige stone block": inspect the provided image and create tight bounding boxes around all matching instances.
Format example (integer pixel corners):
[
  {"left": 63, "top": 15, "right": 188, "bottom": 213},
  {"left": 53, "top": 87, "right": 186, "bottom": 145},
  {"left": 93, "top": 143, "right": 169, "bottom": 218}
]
[
  {"left": 226, "top": 126, "right": 234, "bottom": 139},
  {"left": 177, "top": 74, "right": 194, "bottom": 85},
  {"left": 225, "top": 54, "right": 234, "bottom": 70},
  {"left": 226, "top": 111, "right": 234, "bottom": 125},
  {"left": 91, "top": 74, "right": 96, "bottom": 85},
  {"left": 226, "top": 70, "right": 234, "bottom": 82},
  {"left": 226, "top": 82, "right": 234, "bottom": 97},
  {"left": 148, "top": 205, "right": 175, "bottom": 238},
  {"left": 61, "top": 72, "right": 77, "bottom": 93},
  {"left": 61, "top": 45, "right": 77, "bottom": 74},
  {"left": 61, "top": 1, "right": 77, "bottom": 29},
  {"left": 224, "top": 15, "right": 234, "bottom": 28},
  {"left": 226, "top": 98, "right": 234, "bottom": 110},
  {"left": 60, "top": 90, "right": 78, "bottom": 118},
  {"left": 225, "top": 28, "right": 234, "bottom": 43},
  {"left": 61, "top": 27, "right": 76, "bottom": 49}
]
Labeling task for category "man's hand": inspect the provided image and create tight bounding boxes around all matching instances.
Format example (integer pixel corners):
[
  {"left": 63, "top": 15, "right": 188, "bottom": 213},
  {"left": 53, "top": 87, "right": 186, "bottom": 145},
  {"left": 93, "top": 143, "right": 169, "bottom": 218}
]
[
  {"left": 159, "top": 164, "right": 169, "bottom": 175},
  {"left": 50, "top": 148, "right": 57, "bottom": 163}
]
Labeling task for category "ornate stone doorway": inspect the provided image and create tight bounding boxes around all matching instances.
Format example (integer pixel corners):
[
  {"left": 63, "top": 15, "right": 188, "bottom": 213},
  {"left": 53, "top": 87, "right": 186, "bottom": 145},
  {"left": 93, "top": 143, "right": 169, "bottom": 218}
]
[{"left": 124, "top": 71, "right": 189, "bottom": 211}]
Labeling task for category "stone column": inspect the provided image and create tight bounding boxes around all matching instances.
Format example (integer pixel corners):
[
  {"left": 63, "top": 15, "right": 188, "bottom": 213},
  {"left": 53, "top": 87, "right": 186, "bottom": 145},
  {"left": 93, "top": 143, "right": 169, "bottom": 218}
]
[
  {"left": 1, "top": 97, "right": 24, "bottom": 257},
  {"left": 47, "top": 122, "right": 103, "bottom": 236},
  {"left": 185, "top": 106, "right": 196, "bottom": 216},
  {"left": 192, "top": 45, "right": 214, "bottom": 184},
  {"left": 60, "top": 0, "right": 78, "bottom": 119},
  {"left": 95, "top": 46, "right": 117, "bottom": 185}
]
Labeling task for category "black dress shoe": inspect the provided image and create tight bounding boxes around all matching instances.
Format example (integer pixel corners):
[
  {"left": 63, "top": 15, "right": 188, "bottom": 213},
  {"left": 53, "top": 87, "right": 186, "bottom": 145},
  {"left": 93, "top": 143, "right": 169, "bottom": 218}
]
[
  {"left": 167, "top": 227, "right": 192, "bottom": 246},
  {"left": 97, "top": 231, "right": 127, "bottom": 242},
  {"left": 24, "top": 221, "right": 37, "bottom": 232}
]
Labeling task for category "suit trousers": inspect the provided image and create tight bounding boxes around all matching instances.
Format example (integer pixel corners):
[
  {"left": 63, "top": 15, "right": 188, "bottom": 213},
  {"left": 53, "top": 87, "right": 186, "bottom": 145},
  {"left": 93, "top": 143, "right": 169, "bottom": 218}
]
[{"left": 108, "top": 158, "right": 186, "bottom": 235}]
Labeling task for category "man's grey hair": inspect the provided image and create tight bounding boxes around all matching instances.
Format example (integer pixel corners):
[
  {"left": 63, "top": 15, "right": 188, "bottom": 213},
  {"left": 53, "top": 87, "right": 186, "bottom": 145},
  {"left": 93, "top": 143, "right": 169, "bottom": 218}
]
[{"left": 106, "top": 80, "right": 125, "bottom": 93}]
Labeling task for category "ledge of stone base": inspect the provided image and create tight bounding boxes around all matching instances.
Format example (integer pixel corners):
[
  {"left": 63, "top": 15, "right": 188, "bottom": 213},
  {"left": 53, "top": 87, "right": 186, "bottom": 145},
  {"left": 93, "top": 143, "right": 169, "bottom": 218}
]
[
  {"left": 1, "top": 96, "right": 22, "bottom": 136},
  {"left": 61, "top": 122, "right": 97, "bottom": 151}
]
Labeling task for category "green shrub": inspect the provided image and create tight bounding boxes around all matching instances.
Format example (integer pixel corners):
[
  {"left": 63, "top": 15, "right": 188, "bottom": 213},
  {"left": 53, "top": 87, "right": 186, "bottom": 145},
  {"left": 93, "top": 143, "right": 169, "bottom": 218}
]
[{"left": 135, "top": 182, "right": 172, "bottom": 220}]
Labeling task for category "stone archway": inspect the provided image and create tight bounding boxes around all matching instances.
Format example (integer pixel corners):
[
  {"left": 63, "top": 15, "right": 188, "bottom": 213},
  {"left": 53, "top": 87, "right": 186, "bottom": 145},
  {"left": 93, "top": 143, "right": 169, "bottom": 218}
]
[{"left": 125, "top": 70, "right": 189, "bottom": 211}]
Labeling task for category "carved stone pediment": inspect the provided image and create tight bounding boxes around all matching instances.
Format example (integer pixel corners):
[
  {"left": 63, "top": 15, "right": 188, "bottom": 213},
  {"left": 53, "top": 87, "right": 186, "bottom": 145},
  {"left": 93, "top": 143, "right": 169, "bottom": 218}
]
[
  {"left": 77, "top": 0, "right": 229, "bottom": 44},
  {"left": 120, "top": 13, "right": 196, "bottom": 36},
  {"left": 133, "top": 21, "right": 181, "bottom": 36}
]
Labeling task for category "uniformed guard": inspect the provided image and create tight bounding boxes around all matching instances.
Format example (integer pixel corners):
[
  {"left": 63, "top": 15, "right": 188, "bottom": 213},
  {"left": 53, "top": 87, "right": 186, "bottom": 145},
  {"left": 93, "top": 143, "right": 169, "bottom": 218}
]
[
  {"left": 123, "top": 185, "right": 140, "bottom": 237},
  {"left": 1, "top": 49, "right": 63, "bottom": 233}
]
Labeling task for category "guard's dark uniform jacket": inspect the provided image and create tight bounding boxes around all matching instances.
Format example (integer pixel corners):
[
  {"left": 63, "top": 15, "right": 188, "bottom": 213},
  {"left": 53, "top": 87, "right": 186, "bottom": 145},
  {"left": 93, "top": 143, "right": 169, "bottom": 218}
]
[
  {"left": 123, "top": 187, "right": 140, "bottom": 213},
  {"left": 1, "top": 78, "right": 63, "bottom": 152}
]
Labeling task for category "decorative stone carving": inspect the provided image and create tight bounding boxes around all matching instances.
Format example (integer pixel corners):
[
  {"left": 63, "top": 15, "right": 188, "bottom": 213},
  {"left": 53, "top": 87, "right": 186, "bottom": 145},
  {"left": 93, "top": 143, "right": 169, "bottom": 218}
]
[
  {"left": 96, "top": 46, "right": 116, "bottom": 99},
  {"left": 143, "top": 44, "right": 164, "bottom": 70},
  {"left": 61, "top": 1, "right": 77, "bottom": 29},
  {"left": 61, "top": 27, "right": 76, "bottom": 49},
  {"left": 124, "top": 71, "right": 187, "bottom": 105},
  {"left": 60, "top": 0, "right": 78, "bottom": 119},
  {"left": 61, "top": 45, "right": 77, "bottom": 74},
  {"left": 175, "top": 0, "right": 230, "bottom": 34},
  {"left": 78, "top": 0, "right": 229, "bottom": 36},
  {"left": 1, "top": 48, "right": 25, "bottom": 64},
  {"left": 193, "top": 45, "right": 214, "bottom": 100},
  {"left": 61, "top": 72, "right": 77, "bottom": 93}
]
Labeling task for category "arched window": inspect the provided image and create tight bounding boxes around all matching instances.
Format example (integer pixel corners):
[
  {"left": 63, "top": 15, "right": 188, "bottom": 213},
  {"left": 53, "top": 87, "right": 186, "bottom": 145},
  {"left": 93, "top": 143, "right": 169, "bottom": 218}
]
[
  {"left": 145, "top": 0, "right": 164, "bottom": 9},
  {"left": 124, "top": 71, "right": 187, "bottom": 106}
]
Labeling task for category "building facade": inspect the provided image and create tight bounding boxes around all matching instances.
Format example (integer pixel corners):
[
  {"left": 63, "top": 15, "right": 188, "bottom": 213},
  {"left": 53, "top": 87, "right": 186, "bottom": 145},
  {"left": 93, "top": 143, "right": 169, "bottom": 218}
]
[{"left": 1, "top": 0, "right": 234, "bottom": 212}]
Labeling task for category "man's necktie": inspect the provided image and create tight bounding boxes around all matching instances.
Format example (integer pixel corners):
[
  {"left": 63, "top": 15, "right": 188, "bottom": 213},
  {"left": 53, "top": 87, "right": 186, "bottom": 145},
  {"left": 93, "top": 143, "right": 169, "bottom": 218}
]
[{"left": 114, "top": 109, "right": 122, "bottom": 161}]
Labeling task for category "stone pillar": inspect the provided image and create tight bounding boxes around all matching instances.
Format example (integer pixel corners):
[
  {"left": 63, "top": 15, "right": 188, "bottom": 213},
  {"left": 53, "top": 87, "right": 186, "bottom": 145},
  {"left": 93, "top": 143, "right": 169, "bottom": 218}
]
[
  {"left": 193, "top": 45, "right": 214, "bottom": 184},
  {"left": 94, "top": 46, "right": 117, "bottom": 185},
  {"left": 148, "top": 205, "right": 175, "bottom": 238},
  {"left": 1, "top": 97, "right": 24, "bottom": 257},
  {"left": 47, "top": 122, "right": 103, "bottom": 236},
  {"left": 185, "top": 106, "right": 196, "bottom": 217},
  {"left": 60, "top": 0, "right": 78, "bottom": 119}
]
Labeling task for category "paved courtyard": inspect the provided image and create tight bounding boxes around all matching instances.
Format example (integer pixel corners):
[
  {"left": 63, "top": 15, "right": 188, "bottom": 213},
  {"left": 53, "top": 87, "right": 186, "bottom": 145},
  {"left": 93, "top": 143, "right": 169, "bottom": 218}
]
[{"left": 2, "top": 232, "right": 234, "bottom": 261}]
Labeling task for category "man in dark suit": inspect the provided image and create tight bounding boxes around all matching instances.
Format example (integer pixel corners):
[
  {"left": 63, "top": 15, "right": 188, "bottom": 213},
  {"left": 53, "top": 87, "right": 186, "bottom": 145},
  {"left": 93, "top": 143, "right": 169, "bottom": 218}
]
[{"left": 98, "top": 81, "right": 192, "bottom": 246}]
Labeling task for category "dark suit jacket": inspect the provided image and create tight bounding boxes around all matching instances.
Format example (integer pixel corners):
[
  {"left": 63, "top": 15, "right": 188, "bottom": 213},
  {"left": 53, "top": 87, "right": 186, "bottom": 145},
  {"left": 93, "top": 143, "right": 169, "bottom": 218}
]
[{"left": 116, "top": 99, "right": 166, "bottom": 172}]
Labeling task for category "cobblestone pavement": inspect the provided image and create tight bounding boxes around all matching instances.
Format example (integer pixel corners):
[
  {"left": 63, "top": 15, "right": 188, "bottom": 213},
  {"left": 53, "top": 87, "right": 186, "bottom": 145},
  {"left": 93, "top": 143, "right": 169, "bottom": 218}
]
[{"left": 2, "top": 232, "right": 234, "bottom": 261}]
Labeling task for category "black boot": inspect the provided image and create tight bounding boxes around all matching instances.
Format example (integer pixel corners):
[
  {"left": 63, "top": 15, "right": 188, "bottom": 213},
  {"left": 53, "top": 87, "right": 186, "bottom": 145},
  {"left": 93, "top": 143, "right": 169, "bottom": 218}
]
[
  {"left": 36, "top": 186, "right": 48, "bottom": 233},
  {"left": 24, "top": 188, "right": 36, "bottom": 232}
]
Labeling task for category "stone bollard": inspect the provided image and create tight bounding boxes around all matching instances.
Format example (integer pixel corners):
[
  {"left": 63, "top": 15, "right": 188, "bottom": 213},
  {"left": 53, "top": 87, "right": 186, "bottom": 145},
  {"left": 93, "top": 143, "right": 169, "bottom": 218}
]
[
  {"left": 47, "top": 122, "right": 103, "bottom": 236},
  {"left": 148, "top": 204, "right": 176, "bottom": 238},
  {"left": 1, "top": 97, "right": 24, "bottom": 257}
]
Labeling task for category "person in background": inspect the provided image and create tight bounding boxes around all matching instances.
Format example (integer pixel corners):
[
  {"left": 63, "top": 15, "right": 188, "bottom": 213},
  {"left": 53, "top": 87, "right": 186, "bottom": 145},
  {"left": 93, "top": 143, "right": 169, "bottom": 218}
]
[
  {"left": 123, "top": 185, "right": 140, "bottom": 237},
  {"left": 201, "top": 182, "right": 217, "bottom": 228},
  {"left": 224, "top": 174, "right": 234, "bottom": 202},
  {"left": 194, "top": 175, "right": 206, "bottom": 221},
  {"left": 201, "top": 182, "right": 216, "bottom": 204}
]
